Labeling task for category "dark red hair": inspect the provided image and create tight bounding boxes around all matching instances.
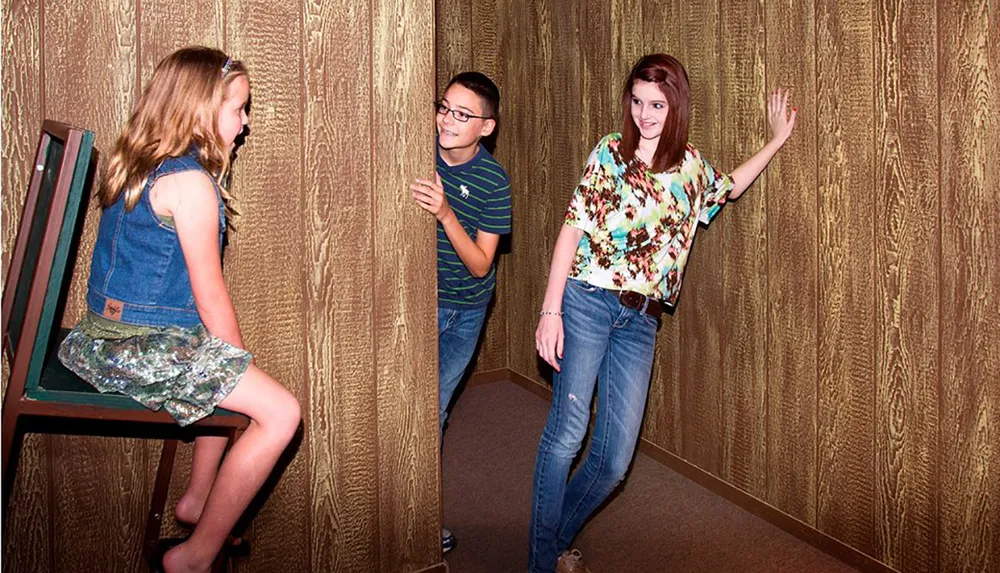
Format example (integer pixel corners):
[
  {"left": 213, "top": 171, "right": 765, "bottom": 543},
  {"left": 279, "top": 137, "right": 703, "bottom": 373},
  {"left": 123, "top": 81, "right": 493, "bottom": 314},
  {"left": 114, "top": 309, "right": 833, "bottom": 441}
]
[{"left": 620, "top": 54, "right": 690, "bottom": 172}]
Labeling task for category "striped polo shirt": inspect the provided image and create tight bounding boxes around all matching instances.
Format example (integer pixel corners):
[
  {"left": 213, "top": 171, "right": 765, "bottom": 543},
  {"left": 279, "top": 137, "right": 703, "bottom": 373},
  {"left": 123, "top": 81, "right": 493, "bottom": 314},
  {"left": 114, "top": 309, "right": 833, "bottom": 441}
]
[{"left": 437, "top": 144, "right": 512, "bottom": 309}]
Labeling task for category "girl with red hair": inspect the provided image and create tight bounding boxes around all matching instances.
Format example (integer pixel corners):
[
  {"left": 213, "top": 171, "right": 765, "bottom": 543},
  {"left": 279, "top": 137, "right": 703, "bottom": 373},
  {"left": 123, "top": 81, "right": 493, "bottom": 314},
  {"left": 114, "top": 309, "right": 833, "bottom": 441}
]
[{"left": 529, "top": 54, "right": 795, "bottom": 573}]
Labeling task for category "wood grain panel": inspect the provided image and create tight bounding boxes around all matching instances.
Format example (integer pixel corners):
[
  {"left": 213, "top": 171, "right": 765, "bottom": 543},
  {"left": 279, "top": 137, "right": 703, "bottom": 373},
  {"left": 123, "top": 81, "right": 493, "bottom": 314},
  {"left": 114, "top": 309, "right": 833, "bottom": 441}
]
[
  {"left": 224, "top": 1, "right": 308, "bottom": 571},
  {"left": 1, "top": 1, "right": 50, "bottom": 571},
  {"left": 764, "top": 0, "right": 818, "bottom": 524},
  {"left": 470, "top": 0, "right": 498, "bottom": 81},
  {"left": 532, "top": 0, "right": 556, "bottom": 385},
  {"left": 42, "top": 1, "right": 146, "bottom": 571},
  {"left": 717, "top": 0, "right": 768, "bottom": 497},
  {"left": 371, "top": 0, "right": 439, "bottom": 570},
  {"left": 3, "top": 433, "right": 51, "bottom": 573},
  {"left": 138, "top": 0, "right": 223, "bottom": 80},
  {"left": 640, "top": 0, "right": 680, "bottom": 55},
  {"left": 1, "top": 0, "right": 42, "bottom": 280},
  {"left": 51, "top": 435, "right": 147, "bottom": 573},
  {"left": 676, "top": 0, "right": 728, "bottom": 478},
  {"left": 579, "top": 1, "right": 614, "bottom": 144},
  {"left": 303, "top": 0, "right": 379, "bottom": 570},
  {"left": 494, "top": 0, "right": 523, "bottom": 383},
  {"left": 137, "top": 0, "right": 225, "bottom": 544},
  {"left": 547, "top": 0, "right": 583, "bottom": 302},
  {"left": 638, "top": 0, "right": 683, "bottom": 455},
  {"left": 873, "top": 0, "right": 939, "bottom": 570},
  {"left": 504, "top": 0, "right": 553, "bottom": 383},
  {"left": 610, "top": 0, "right": 642, "bottom": 104},
  {"left": 815, "top": 0, "right": 876, "bottom": 554},
  {"left": 470, "top": 292, "right": 506, "bottom": 373},
  {"left": 435, "top": 0, "right": 471, "bottom": 92},
  {"left": 939, "top": 0, "right": 999, "bottom": 571}
]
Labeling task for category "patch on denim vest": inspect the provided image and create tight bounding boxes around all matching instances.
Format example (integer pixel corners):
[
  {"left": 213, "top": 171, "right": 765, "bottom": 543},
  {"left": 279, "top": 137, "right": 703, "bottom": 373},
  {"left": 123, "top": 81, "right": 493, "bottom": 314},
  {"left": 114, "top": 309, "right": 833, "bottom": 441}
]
[{"left": 102, "top": 297, "right": 125, "bottom": 320}]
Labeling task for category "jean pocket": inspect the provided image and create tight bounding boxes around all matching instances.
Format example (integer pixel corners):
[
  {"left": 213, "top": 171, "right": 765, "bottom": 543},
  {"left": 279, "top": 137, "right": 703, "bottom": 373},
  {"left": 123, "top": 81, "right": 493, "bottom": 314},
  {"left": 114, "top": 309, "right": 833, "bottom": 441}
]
[{"left": 567, "top": 278, "right": 599, "bottom": 294}]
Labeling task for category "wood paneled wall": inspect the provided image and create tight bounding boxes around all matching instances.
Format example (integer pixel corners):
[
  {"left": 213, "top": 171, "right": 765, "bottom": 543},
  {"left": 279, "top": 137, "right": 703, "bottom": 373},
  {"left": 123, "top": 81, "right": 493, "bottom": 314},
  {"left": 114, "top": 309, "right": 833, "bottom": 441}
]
[
  {"left": 1, "top": 1, "right": 441, "bottom": 572},
  {"left": 438, "top": 1, "right": 999, "bottom": 571}
]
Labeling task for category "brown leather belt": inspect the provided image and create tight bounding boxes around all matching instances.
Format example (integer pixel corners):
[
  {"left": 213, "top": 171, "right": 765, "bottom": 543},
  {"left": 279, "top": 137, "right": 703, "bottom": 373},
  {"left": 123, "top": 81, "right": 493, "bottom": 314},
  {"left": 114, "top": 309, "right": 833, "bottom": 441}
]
[{"left": 608, "top": 288, "right": 663, "bottom": 319}]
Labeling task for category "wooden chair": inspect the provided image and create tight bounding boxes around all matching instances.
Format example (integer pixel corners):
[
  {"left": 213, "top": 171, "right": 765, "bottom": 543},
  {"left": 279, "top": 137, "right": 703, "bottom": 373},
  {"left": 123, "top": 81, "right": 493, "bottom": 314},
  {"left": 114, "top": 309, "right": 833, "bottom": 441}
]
[{"left": 1, "top": 120, "right": 249, "bottom": 572}]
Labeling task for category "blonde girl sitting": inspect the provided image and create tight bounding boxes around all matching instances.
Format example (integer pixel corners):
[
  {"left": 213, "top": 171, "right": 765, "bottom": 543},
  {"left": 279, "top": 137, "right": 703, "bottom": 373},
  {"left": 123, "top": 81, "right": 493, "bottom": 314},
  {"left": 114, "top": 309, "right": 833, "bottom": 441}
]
[{"left": 58, "top": 46, "right": 301, "bottom": 573}]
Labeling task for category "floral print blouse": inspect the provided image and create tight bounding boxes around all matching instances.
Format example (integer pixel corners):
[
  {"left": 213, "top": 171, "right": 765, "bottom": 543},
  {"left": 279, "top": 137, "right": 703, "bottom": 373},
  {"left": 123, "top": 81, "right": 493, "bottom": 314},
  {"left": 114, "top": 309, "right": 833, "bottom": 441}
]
[{"left": 564, "top": 132, "right": 733, "bottom": 305}]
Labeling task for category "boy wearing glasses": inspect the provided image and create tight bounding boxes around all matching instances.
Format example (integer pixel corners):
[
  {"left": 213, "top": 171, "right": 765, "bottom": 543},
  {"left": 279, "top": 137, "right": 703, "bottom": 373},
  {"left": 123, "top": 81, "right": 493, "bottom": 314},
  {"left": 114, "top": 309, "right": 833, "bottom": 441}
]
[{"left": 410, "top": 72, "right": 511, "bottom": 554}]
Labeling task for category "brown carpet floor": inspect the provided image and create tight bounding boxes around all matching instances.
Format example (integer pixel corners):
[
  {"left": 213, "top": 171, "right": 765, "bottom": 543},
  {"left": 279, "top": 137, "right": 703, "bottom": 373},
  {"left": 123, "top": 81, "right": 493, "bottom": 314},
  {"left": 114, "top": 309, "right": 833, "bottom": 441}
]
[{"left": 441, "top": 380, "right": 859, "bottom": 573}]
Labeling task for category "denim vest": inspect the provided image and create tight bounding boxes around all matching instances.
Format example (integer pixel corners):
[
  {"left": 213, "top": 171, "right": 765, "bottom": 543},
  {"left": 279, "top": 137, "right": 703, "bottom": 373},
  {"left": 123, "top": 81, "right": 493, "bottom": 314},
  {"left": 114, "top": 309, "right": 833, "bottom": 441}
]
[{"left": 86, "top": 147, "right": 226, "bottom": 328}]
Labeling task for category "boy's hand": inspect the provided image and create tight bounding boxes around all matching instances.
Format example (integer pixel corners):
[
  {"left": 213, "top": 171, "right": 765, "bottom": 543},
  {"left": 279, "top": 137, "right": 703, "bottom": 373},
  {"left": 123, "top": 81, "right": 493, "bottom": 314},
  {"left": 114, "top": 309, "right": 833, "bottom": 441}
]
[{"left": 410, "top": 172, "right": 453, "bottom": 222}]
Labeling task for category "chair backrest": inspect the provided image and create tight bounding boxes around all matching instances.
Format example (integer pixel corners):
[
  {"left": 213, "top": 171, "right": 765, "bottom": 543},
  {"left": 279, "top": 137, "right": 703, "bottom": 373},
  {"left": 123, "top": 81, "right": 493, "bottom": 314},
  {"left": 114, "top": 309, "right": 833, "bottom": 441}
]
[{"left": 2, "top": 120, "right": 94, "bottom": 397}]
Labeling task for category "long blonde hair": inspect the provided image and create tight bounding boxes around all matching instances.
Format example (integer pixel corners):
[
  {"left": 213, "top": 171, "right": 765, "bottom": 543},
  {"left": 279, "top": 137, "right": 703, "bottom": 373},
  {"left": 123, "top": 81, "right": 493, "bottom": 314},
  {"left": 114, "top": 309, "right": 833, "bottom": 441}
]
[{"left": 100, "top": 46, "right": 248, "bottom": 219}]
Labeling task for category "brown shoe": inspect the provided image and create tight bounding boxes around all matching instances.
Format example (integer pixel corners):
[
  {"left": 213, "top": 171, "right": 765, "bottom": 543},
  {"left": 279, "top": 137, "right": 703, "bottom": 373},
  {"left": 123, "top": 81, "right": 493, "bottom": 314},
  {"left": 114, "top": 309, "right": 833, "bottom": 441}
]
[{"left": 556, "top": 549, "right": 592, "bottom": 573}]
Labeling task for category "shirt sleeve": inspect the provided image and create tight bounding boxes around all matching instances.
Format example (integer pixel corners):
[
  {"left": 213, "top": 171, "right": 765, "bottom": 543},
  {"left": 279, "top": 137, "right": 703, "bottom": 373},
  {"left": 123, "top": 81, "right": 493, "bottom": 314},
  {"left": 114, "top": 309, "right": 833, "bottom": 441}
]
[
  {"left": 564, "top": 139, "right": 610, "bottom": 235},
  {"left": 479, "top": 170, "right": 512, "bottom": 235},
  {"left": 698, "top": 153, "right": 734, "bottom": 225}
]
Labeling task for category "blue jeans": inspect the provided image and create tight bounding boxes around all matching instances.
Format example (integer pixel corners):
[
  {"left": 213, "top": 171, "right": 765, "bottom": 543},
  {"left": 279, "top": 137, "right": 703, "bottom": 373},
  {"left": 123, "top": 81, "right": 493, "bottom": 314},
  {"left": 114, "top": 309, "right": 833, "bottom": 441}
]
[
  {"left": 439, "top": 306, "right": 488, "bottom": 430},
  {"left": 528, "top": 279, "right": 658, "bottom": 572}
]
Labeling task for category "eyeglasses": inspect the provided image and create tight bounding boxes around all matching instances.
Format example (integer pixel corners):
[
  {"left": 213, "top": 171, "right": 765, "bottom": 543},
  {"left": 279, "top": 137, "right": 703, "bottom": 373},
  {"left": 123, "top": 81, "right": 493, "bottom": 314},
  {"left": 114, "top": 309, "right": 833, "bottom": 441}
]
[{"left": 435, "top": 102, "right": 490, "bottom": 123}]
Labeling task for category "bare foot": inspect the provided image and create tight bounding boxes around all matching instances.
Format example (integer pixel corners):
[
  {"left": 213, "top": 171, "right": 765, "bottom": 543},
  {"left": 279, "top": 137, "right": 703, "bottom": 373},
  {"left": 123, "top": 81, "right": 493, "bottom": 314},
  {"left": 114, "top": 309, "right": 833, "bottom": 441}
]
[
  {"left": 174, "top": 494, "right": 207, "bottom": 527},
  {"left": 162, "top": 542, "right": 215, "bottom": 573}
]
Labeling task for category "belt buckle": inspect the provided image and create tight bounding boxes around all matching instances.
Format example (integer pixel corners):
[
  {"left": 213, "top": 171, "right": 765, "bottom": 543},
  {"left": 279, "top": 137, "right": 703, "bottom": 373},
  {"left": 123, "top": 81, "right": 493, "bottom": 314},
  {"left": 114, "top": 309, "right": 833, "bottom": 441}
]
[{"left": 620, "top": 290, "right": 645, "bottom": 311}]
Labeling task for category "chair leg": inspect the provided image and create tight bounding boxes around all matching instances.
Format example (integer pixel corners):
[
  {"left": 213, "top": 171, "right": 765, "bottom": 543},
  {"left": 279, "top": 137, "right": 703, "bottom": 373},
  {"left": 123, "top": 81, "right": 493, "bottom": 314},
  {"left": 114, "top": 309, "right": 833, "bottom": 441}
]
[
  {"left": 144, "top": 439, "right": 179, "bottom": 563},
  {"left": 1, "top": 406, "right": 22, "bottom": 516}
]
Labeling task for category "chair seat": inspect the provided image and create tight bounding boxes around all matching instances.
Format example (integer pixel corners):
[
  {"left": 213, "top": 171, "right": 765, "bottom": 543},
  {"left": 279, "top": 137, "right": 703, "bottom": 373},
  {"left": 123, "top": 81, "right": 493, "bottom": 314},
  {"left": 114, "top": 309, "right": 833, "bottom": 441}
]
[{"left": 25, "top": 328, "right": 243, "bottom": 420}]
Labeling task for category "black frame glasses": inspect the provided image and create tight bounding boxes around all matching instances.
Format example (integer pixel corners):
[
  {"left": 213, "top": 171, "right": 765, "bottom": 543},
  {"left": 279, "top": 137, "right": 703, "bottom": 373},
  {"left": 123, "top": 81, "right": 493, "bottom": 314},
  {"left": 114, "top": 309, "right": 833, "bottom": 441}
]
[{"left": 435, "top": 102, "right": 490, "bottom": 123}]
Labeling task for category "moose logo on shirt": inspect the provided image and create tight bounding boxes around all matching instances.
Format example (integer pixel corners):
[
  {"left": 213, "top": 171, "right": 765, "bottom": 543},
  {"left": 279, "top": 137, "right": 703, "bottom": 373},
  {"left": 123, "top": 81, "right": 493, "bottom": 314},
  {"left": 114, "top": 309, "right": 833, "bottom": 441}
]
[{"left": 460, "top": 184, "right": 470, "bottom": 199}]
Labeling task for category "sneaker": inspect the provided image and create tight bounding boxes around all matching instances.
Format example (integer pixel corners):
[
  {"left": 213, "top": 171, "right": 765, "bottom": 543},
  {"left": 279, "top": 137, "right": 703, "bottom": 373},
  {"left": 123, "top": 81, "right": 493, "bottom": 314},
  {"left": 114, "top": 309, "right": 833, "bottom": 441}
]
[
  {"left": 441, "top": 528, "right": 457, "bottom": 553},
  {"left": 556, "top": 549, "right": 592, "bottom": 573}
]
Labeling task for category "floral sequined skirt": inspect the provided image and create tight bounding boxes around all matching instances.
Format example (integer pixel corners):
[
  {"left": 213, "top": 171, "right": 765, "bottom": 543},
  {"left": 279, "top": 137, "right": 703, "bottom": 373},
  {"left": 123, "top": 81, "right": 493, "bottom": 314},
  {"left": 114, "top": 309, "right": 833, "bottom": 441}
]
[{"left": 57, "top": 314, "right": 252, "bottom": 426}]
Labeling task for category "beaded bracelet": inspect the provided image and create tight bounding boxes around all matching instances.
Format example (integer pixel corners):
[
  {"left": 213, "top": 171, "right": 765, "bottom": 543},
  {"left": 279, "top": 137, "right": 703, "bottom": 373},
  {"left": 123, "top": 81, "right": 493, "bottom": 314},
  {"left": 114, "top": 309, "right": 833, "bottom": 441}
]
[{"left": 539, "top": 310, "right": 563, "bottom": 317}]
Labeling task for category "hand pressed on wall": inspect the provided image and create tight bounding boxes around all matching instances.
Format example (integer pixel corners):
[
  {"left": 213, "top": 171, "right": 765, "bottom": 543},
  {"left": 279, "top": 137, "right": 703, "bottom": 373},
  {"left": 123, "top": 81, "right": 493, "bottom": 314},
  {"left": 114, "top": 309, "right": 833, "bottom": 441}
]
[{"left": 768, "top": 87, "right": 796, "bottom": 143}]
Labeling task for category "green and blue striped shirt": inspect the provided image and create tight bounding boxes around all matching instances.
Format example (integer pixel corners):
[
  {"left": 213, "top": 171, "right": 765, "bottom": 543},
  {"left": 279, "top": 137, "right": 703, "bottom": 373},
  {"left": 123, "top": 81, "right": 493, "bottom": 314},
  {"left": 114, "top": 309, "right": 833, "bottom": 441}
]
[{"left": 437, "top": 144, "right": 511, "bottom": 309}]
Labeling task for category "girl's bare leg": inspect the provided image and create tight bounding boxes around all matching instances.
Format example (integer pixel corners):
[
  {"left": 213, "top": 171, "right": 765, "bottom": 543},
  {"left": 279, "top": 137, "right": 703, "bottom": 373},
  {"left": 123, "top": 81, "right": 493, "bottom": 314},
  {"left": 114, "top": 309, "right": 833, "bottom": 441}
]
[
  {"left": 174, "top": 436, "right": 227, "bottom": 525},
  {"left": 162, "top": 365, "right": 300, "bottom": 573}
]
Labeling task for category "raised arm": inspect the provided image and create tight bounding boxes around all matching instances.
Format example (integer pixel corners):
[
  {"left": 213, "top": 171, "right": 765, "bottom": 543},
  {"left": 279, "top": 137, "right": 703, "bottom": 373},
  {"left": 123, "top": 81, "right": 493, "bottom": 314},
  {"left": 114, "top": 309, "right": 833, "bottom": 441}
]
[{"left": 728, "top": 87, "right": 796, "bottom": 200}]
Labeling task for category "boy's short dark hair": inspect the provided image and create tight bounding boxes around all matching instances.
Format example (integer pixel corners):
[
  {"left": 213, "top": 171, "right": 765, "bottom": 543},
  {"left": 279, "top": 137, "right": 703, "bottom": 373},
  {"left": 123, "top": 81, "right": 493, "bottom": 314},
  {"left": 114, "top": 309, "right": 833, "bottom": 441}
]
[{"left": 447, "top": 72, "right": 500, "bottom": 122}]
